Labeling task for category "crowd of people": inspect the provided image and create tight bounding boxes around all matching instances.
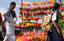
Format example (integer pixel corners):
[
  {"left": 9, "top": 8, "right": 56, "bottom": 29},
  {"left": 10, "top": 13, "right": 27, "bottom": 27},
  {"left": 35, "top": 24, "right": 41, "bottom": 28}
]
[{"left": 0, "top": 1, "right": 64, "bottom": 41}]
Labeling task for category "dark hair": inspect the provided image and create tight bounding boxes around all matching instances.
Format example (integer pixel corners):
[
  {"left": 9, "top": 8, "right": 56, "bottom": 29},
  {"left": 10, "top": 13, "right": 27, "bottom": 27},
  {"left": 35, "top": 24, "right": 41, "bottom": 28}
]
[
  {"left": 53, "top": 3, "right": 60, "bottom": 10},
  {"left": 10, "top": 2, "right": 16, "bottom": 6}
]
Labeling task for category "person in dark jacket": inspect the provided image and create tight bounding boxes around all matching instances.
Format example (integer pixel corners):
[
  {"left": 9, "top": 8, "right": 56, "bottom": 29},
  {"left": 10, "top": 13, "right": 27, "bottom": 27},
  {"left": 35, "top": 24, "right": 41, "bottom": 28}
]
[{"left": 49, "top": 3, "right": 64, "bottom": 41}]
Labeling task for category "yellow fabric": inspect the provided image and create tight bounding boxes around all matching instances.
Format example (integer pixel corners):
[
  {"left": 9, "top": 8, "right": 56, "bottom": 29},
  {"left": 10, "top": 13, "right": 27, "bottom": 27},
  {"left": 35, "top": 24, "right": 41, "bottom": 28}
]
[{"left": 62, "top": 11, "right": 64, "bottom": 16}]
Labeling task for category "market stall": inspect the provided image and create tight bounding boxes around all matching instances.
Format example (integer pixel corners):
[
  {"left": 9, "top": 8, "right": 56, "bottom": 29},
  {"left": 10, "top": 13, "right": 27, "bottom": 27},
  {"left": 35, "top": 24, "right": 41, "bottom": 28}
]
[{"left": 16, "top": 0, "right": 64, "bottom": 41}]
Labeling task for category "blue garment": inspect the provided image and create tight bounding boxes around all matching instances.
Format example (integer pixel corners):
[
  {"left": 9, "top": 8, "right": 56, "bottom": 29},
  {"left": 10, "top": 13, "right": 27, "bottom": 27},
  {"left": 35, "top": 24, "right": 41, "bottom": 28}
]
[{"left": 49, "top": 27, "right": 63, "bottom": 41}]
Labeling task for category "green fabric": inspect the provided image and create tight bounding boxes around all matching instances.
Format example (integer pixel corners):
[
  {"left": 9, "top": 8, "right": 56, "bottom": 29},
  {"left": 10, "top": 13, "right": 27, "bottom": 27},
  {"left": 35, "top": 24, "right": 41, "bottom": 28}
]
[{"left": 58, "top": 19, "right": 64, "bottom": 29}]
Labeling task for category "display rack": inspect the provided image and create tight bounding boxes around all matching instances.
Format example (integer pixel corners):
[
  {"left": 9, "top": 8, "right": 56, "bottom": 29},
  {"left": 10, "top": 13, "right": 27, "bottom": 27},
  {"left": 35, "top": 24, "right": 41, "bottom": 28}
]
[{"left": 16, "top": 0, "right": 56, "bottom": 41}]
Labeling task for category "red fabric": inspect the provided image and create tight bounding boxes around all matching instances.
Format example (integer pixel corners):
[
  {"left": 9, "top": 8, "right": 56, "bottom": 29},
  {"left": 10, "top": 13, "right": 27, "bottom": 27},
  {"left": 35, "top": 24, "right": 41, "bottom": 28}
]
[{"left": 0, "top": 15, "right": 2, "bottom": 22}]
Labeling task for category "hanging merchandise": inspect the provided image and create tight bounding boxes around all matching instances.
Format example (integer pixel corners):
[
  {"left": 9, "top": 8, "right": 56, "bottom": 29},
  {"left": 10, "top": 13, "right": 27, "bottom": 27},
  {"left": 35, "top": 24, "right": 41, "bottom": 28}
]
[
  {"left": 16, "top": 0, "right": 55, "bottom": 41},
  {"left": 61, "top": 10, "right": 64, "bottom": 16},
  {"left": 49, "top": 0, "right": 55, "bottom": 3}
]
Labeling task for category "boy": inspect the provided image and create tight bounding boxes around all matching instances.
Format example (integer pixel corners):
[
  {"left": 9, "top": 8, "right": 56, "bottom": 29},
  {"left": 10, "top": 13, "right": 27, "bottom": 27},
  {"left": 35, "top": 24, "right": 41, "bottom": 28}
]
[{"left": 3, "top": 2, "right": 17, "bottom": 41}]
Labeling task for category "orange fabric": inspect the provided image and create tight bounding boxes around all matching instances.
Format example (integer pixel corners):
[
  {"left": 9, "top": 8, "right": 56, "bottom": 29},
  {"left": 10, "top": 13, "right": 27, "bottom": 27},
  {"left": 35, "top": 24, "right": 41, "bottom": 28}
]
[{"left": 49, "top": 0, "right": 55, "bottom": 3}]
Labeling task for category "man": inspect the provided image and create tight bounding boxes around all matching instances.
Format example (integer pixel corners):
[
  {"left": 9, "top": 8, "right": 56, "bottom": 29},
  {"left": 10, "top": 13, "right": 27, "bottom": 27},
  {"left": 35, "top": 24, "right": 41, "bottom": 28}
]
[
  {"left": 3, "top": 2, "right": 17, "bottom": 41},
  {"left": 49, "top": 3, "right": 64, "bottom": 41}
]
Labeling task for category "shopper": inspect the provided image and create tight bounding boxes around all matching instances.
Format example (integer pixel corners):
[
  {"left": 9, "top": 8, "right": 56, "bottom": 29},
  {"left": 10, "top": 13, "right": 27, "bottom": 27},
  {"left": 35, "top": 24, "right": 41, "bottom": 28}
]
[
  {"left": 49, "top": 3, "right": 64, "bottom": 41},
  {"left": 3, "top": 2, "right": 17, "bottom": 41}
]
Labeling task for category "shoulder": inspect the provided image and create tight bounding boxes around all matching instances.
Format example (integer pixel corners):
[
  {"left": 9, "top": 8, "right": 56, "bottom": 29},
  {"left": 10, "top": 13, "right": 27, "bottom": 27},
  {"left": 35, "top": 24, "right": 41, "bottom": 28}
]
[{"left": 3, "top": 10, "right": 10, "bottom": 16}]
